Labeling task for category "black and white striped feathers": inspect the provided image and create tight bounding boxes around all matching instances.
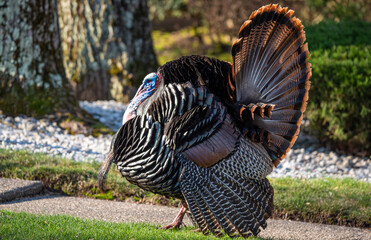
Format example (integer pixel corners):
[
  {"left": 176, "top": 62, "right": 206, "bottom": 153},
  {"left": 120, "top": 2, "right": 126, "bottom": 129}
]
[{"left": 99, "top": 4, "right": 311, "bottom": 238}]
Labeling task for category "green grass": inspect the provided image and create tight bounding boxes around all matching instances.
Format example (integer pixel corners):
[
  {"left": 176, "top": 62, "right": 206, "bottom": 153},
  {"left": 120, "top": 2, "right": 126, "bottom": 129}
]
[
  {"left": 0, "top": 148, "right": 179, "bottom": 206},
  {"left": 272, "top": 177, "right": 370, "bottom": 226},
  {"left": 0, "top": 211, "right": 266, "bottom": 240},
  {"left": 0, "top": 148, "right": 370, "bottom": 227}
]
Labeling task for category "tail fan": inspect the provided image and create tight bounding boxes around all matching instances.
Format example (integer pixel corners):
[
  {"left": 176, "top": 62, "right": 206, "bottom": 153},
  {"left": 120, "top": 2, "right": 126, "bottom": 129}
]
[
  {"left": 180, "top": 160, "right": 274, "bottom": 237},
  {"left": 231, "top": 4, "right": 311, "bottom": 165}
]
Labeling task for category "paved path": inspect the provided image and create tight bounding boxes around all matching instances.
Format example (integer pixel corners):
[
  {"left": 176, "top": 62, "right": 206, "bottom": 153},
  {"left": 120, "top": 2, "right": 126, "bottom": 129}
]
[
  {"left": 0, "top": 178, "right": 370, "bottom": 240},
  {"left": 1, "top": 194, "right": 370, "bottom": 240},
  {"left": 0, "top": 178, "right": 42, "bottom": 202}
]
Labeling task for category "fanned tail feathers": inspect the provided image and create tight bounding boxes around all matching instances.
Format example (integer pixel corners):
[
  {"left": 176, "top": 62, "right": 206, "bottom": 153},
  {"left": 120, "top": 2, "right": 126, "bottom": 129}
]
[
  {"left": 231, "top": 4, "right": 311, "bottom": 166},
  {"left": 180, "top": 160, "right": 274, "bottom": 237}
]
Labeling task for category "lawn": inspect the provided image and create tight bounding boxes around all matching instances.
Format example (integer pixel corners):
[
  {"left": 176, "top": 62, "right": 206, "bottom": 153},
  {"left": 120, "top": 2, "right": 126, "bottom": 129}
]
[
  {"left": 0, "top": 148, "right": 370, "bottom": 228},
  {"left": 0, "top": 210, "right": 266, "bottom": 240}
]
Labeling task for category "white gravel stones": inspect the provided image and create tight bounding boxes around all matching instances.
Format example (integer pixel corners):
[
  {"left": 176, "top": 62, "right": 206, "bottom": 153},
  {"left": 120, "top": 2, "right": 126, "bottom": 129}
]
[
  {"left": 0, "top": 100, "right": 370, "bottom": 183},
  {"left": 0, "top": 114, "right": 112, "bottom": 163},
  {"left": 270, "top": 134, "right": 371, "bottom": 182},
  {"left": 79, "top": 100, "right": 127, "bottom": 132}
]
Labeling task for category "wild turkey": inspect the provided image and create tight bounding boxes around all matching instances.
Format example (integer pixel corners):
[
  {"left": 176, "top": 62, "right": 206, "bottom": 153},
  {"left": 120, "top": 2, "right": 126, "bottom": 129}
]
[{"left": 99, "top": 4, "right": 311, "bottom": 238}]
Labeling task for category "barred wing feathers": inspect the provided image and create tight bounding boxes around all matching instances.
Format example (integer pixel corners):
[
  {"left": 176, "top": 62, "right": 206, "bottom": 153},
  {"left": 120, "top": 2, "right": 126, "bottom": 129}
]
[
  {"left": 147, "top": 82, "right": 240, "bottom": 168},
  {"left": 111, "top": 82, "right": 240, "bottom": 197}
]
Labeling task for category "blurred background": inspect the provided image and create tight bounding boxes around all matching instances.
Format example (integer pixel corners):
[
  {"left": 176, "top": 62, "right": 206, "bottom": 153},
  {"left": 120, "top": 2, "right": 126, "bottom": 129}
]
[
  {"left": 0, "top": 0, "right": 370, "bottom": 156},
  {"left": 0, "top": 0, "right": 370, "bottom": 229}
]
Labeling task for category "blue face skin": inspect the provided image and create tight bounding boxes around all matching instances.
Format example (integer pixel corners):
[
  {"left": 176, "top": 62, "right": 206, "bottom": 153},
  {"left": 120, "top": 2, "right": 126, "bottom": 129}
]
[{"left": 122, "top": 73, "right": 160, "bottom": 124}]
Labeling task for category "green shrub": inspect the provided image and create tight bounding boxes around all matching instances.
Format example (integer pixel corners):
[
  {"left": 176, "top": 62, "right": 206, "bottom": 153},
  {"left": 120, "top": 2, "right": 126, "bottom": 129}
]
[
  {"left": 307, "top": 45, "right": 371, "bottom": 154},
  {"left": 306, "top": 20, "right": 371, "bottom": 51}
]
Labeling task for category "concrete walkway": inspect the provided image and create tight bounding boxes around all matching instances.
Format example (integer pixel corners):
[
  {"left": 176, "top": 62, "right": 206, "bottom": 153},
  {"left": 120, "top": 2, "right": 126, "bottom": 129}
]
[
  {"left": 0, "top": 178, "right": 43, "bottom": 202},
  {"left": 0, "top": 178, "right": 370, "bottom": 240}
]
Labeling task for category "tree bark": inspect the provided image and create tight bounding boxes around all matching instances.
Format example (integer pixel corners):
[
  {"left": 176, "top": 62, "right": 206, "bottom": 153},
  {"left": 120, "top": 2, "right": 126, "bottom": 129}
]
[
  {"left": 58, "top": 0, "right": 158, "bottom": 102},
  {"left": 0, "top": 0, "right": 80, "bottom": 117}
]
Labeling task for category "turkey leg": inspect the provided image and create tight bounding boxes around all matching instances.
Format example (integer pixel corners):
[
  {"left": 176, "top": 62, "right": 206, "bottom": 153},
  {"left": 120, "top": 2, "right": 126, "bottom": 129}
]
[{"left": 161, "top": 203, "right": 187, "bottom": 229}]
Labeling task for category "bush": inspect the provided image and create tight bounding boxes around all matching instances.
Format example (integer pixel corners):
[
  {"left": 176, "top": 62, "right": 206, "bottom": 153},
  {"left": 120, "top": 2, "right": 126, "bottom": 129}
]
[
  {"left": 307, "top": 45, "right": 371, "bottom": 155},
  {"left": 305, "top": 0, "right": 370, "bottom": 22},
  {"left": 305, "top": 20, "right": 371, "bottom": 51}
]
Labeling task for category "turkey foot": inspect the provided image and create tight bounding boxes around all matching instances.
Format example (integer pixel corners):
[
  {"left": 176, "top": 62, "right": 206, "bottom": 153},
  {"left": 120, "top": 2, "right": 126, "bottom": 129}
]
[
  {"left": 161, "top": 203, "right": 187, "bottom": 230},
  {"left": 240, "top": 103, "right": 276, "bottom": 120}
]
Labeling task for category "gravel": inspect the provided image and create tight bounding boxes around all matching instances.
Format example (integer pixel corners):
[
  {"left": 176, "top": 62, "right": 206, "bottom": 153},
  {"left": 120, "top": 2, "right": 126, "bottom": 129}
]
[
  {"left": 0, "top": 100, "right": 370, "bottom": 182},
  {"left": 79, "top": 100, "right": 126, "bottom": 132}
]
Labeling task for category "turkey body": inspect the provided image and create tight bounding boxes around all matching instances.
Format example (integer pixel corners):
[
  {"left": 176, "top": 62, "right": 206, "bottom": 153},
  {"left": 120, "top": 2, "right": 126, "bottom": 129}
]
[{"left": 99, "top": 4, "right": 311, "bottom": 238}]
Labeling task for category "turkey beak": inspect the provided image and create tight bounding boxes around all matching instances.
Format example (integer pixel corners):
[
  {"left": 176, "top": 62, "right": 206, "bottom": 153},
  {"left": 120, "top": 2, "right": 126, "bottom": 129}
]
[{"left": 122, "top": 85, "right": 146, "bottom": 124}]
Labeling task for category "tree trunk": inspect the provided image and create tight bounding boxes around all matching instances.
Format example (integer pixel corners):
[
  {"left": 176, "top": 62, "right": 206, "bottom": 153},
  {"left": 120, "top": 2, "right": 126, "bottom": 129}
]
[
  {"left": 58, "top": 0, "right": 158, "bottom": 102},
  {"left": 0, "top": 0, "right": 80, "bottom": 117}
]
